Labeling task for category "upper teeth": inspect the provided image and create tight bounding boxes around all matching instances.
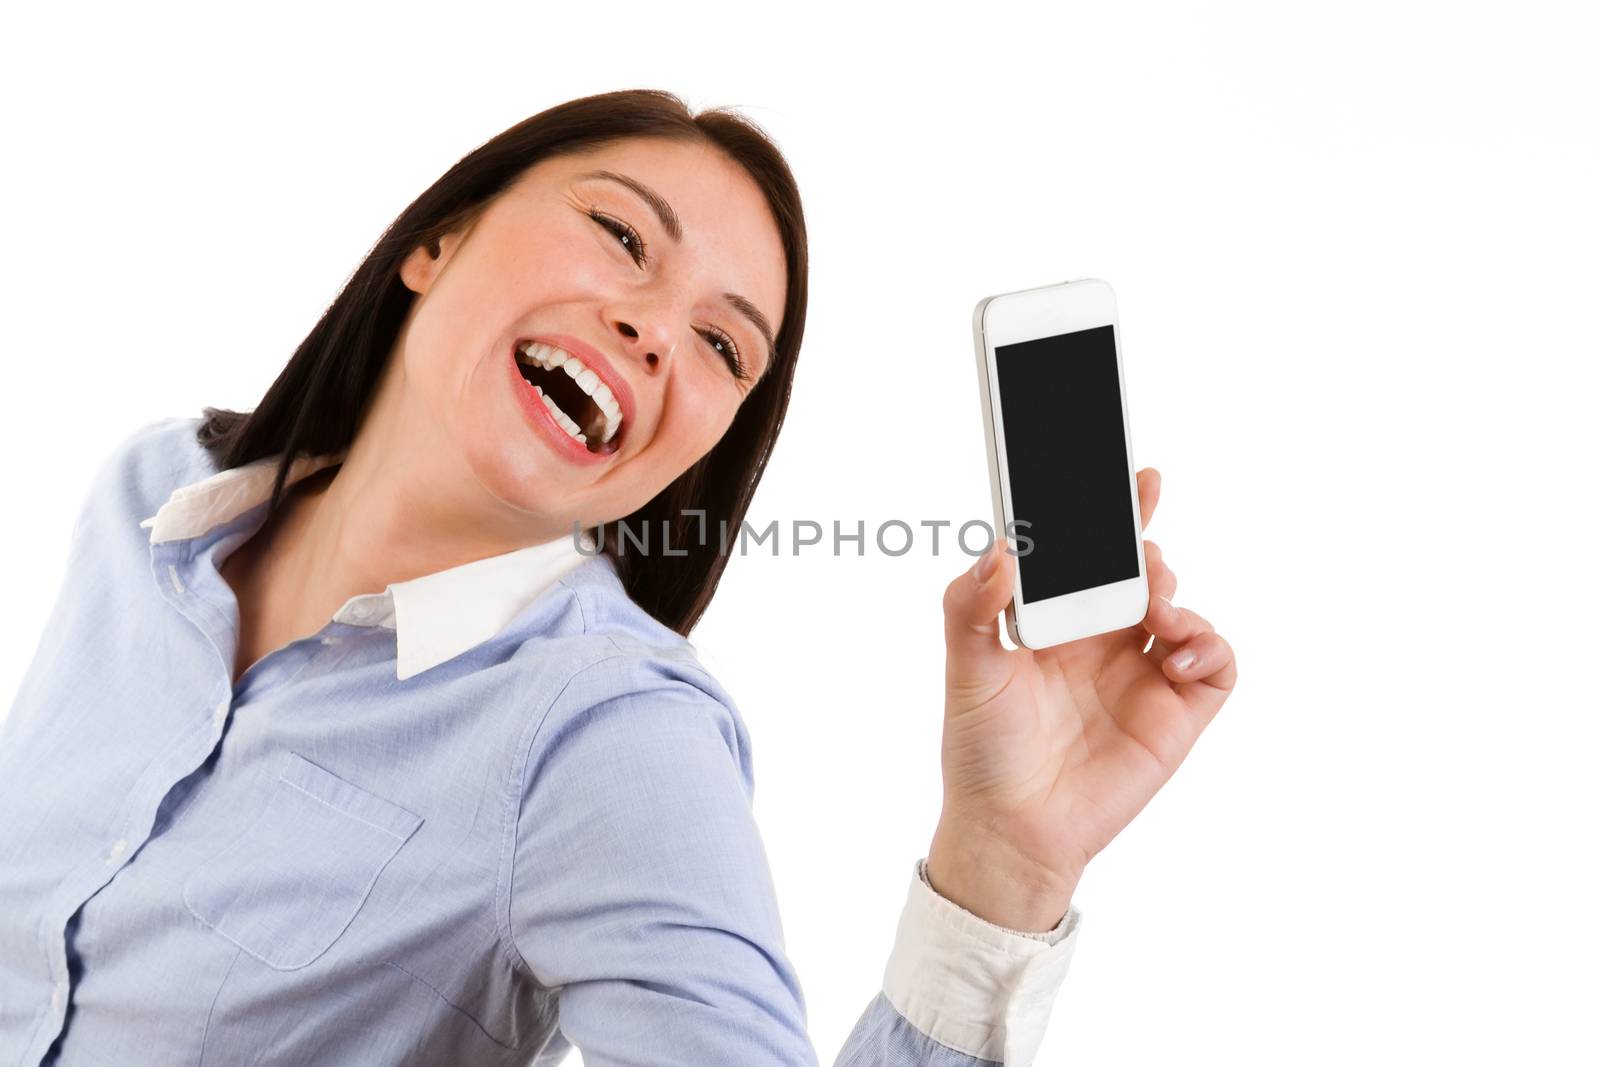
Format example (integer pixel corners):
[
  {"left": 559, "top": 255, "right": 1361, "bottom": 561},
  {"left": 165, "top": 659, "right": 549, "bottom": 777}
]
[{"left": 516, "top": 341, "right": 623, "bottom": 445}]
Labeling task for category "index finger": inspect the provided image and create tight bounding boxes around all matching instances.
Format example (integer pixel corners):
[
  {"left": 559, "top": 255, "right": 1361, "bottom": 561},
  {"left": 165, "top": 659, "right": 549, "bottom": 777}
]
[{"left": 1137, "top": 467, "right": 1161, "bottom": 531}]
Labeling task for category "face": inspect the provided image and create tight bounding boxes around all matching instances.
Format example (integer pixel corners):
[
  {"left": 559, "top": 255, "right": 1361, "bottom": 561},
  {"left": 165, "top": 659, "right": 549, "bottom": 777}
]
[{"left": 392, "top": 136, "right": 787, "bottom": 537}]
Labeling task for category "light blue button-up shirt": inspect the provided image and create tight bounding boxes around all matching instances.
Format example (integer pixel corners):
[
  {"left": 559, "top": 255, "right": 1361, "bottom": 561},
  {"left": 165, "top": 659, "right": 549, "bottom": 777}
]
[{"left": 0, "top": 416, "right": 1079, "bottom": 1066}]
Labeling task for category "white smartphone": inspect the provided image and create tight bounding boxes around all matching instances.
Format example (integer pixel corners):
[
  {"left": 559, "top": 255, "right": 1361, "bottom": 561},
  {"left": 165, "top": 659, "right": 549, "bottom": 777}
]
[{"left": 971, "top": 278, "right": 1148, "bottom": 649}]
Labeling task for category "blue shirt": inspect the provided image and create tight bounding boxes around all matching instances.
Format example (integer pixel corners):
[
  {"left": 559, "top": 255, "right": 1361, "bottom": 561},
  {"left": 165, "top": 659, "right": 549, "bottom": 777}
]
[{"left": 0, "top": 416, "right": 1080, "bottom": 1066}]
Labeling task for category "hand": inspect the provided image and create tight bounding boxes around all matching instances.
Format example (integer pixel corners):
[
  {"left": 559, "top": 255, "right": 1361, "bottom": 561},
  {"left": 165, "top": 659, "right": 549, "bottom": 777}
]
[{"left": 926, "top": 469, "right": 1238, "bottom": 932}]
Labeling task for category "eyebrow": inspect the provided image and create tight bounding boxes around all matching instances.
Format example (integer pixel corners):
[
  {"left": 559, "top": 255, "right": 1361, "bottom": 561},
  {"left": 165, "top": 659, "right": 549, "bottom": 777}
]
[{"left": 575, "top": 169, "right": 778, "bottom": 372}]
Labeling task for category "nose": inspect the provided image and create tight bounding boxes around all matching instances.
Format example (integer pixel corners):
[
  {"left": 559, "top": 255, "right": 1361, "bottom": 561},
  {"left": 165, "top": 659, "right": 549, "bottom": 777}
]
[{"left": 613, "top": 317, "right": 673, "bottom": 372}]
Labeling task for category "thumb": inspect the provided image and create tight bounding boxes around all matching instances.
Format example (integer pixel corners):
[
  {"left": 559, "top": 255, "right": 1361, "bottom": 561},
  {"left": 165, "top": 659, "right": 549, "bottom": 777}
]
[{"left": 942, "top": 537, "right": 1017, "bottom": 698}]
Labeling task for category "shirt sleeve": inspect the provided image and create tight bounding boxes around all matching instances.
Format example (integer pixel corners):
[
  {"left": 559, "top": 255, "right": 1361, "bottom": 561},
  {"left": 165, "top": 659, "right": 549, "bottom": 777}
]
[
  {"left": 504, "top": 654, "right": 1080, "bottom": 1066},
  {"left": 873, "top": 860, "right": 1081, "bottom": 1065}
]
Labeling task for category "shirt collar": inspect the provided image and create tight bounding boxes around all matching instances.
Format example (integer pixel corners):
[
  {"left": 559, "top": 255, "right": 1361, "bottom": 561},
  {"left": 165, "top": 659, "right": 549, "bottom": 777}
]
[{"left": 139, "top": 449, "right": 595, "bottom": 681}]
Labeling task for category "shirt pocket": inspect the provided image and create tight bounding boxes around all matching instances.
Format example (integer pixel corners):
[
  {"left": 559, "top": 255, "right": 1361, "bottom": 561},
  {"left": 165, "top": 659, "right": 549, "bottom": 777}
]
[{"left": 183, "top": 751, "right": 424, "bottom": 971}]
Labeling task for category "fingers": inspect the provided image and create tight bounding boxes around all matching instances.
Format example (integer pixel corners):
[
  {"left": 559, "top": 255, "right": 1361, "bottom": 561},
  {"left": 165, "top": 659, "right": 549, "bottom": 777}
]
[
  {"left": 942, "top": 537, "right": 1018, "bottom": 693},
  {"left": 1142, "top": 594, "right": 1236, "bottom": 693},
  {"left": 1137, "top": 467, "right": 1161, "bottom": 531},
  {"left": 1128, "top": 469, "right": 1238, "bottom": 697},
  {"left": 1129, "top": 533, "right": 1174, "bottom": 655},
  {"left": 1141, "top": 592, "right": 1212, "bottom": 647},
  {"left": 1161, "top": 629, "right": 1237, "bottom": 693},
  {"left": 1124, "top": 537, "right": 1174, "bottom": 656},
  {"left": 1145, "top": 539, "right": 1176, "bottom": 600}
]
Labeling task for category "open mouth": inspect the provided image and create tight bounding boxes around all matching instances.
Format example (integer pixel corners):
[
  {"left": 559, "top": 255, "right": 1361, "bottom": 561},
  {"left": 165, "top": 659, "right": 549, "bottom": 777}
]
[{"left": 513, "top": 341, "right": 625, "bottom": 454}]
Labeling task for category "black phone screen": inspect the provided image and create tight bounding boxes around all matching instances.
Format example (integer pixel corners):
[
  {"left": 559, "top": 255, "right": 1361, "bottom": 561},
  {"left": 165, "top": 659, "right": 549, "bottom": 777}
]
[{"left": 993, "top": 323, "right": 1140, "bottom": 604}]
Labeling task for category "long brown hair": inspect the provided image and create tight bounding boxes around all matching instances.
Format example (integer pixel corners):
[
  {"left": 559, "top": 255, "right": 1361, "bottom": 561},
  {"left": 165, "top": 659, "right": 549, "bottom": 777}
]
[{"left": 196, "top": 89, "right": 808, "bottom": 636}]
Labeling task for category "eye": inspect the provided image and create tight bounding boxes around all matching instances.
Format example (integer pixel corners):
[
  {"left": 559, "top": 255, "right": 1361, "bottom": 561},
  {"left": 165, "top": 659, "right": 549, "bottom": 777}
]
[
  {"left": 699, "top": 325, "right": 749, "bottom": 382},
  {"left": 587, "top": 209, "right": 647, "bottom": 266},
  {"left": 587, "top": 205, "right": 750, "bottom": 384}
]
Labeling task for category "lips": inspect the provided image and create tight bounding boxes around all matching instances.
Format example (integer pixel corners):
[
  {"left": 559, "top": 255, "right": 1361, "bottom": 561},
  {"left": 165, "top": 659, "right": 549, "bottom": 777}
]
[
  {"left": 515, "top": 345, "right": 622, "bottom": 450},
  {"left": 517, "top": 334, "right": 637, "bottom": 432},
  {"left": 505, "top": 342, "right": 612, "bottom": 465}
]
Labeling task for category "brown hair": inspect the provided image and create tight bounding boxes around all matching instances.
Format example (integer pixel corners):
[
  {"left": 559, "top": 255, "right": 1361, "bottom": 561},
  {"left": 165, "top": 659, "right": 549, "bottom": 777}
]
[{"left": 196, "top": 88, "right": 808, "bottom": 635}]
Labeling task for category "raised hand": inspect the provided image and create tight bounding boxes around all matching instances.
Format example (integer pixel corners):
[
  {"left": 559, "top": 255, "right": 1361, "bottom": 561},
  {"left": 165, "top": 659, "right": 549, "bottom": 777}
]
[{"left": 926, "top": 468, "right": 1238, "bottom": 931}]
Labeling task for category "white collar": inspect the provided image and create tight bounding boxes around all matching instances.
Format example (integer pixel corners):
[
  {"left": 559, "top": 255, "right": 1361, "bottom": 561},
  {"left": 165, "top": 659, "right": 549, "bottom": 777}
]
[{"left": 139, "top": 450, "right": 594, "bottom": 681}]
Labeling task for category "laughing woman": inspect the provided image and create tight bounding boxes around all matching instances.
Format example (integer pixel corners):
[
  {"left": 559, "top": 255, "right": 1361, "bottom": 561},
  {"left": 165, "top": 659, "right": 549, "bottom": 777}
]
[{"left": 0, "top": 90, "right": 1236, "bottom": 1066}]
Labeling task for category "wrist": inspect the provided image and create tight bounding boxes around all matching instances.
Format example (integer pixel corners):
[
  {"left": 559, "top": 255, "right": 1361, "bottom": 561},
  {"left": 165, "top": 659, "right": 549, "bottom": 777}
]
[{"left": 925, "top": 817, "right": 1079, "bottom": 933}]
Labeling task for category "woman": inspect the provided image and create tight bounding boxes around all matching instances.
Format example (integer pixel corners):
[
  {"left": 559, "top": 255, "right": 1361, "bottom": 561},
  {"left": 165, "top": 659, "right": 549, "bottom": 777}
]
[{"left": 0, "top": 89, "right": 1236, "bottom": 1065}]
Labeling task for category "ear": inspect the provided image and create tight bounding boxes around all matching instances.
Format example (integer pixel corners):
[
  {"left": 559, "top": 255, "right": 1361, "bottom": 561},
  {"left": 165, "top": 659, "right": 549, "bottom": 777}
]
[{"left": 399, "top": 230, "right": 465, "bottom": 296}]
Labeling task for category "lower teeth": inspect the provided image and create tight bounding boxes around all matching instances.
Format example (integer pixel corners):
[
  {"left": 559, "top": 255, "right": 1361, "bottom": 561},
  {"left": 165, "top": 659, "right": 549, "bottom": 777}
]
[{"left": 531, "top": 384, "right": 591, "bottom": 446}]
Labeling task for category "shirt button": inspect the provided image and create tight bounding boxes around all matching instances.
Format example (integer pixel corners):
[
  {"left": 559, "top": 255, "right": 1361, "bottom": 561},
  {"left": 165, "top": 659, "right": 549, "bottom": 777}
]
[
  {"left": 50, "top": 981, "right": 66, "bottom": 1012},
  {"left": 213, "top": 700, "right": 229, "bottom": 725},
  {"left": 105, "top": 838, "right": 128, "bottom": 864}
]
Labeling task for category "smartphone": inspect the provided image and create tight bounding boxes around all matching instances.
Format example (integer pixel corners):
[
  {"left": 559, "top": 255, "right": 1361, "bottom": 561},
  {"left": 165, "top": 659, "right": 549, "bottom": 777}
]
[{"left": 971, "top": 278, "right": 1148, "bottom": 649}]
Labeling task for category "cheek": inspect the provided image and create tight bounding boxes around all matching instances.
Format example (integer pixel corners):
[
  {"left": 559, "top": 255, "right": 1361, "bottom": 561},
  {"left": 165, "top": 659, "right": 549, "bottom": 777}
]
[
  {"left": 657, "top": 371, "right": 741, "bottom": 462},
  {"left": 487, "top": 219, "right": 612, "bottom": 307}
]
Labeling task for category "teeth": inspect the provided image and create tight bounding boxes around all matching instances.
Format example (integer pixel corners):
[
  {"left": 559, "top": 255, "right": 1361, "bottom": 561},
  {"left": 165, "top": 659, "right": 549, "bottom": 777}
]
[
  {"left": 539, "top": 390, "right": 584, "bottom": 439},
  {"left": 517, "top": 341, "right": 625, "bottom": 444}
]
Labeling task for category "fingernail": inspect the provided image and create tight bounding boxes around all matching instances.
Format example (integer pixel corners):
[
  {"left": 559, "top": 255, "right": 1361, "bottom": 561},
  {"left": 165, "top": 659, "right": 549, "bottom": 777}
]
[{"left": 1170, "top": 649, "right": 1197, "bottom": 671}]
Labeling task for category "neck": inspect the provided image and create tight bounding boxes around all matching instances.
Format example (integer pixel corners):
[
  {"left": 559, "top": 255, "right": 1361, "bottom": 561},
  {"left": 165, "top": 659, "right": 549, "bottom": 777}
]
[{"left": 260, "top": 356, "right": 572, "bottom": 608}]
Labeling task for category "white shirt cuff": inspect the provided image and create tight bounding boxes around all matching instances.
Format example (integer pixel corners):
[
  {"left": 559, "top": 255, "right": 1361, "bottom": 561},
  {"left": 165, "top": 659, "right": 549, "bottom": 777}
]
[{"left": 881, "top": 858, "right": 1082, "bottom": 1065}]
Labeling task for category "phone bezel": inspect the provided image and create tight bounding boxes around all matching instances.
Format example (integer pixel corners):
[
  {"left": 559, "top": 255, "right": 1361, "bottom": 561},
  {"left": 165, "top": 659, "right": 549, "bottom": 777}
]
[{"left": 971, "top": 278, "right": 1149, "bottom": 649}]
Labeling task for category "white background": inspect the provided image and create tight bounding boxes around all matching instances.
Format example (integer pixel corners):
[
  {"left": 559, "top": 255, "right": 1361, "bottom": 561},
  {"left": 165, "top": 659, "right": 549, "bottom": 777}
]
[{"left": 3, "top": 2, "right": 1597, "bottom": 1063}]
